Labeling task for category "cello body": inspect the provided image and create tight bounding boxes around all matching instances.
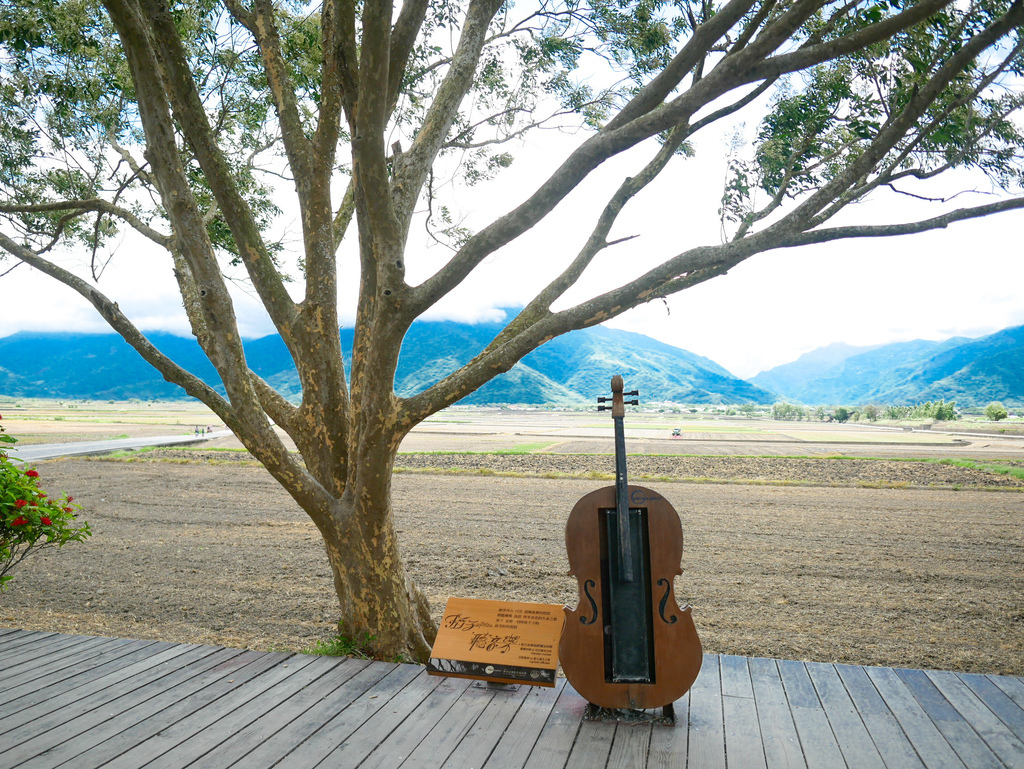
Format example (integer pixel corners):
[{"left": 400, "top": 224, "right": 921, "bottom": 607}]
[{"left": 560, "top": 484, "right": 702, "bottom": 710}]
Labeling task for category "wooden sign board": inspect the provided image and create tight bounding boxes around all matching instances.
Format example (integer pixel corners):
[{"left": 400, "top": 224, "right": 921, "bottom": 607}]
[{"left": 427, "top": 597, "right": 566, "bottom": 687}]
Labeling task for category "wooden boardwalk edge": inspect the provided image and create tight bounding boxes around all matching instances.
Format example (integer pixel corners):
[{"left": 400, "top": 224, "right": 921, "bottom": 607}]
[{"left": 0, "top": 630, "right": 1022, "bottom": 768}]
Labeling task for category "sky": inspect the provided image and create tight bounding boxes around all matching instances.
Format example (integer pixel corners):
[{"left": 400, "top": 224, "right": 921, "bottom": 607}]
[{"left": 2, "top": 83, "right": 1023, "bottom": 381}]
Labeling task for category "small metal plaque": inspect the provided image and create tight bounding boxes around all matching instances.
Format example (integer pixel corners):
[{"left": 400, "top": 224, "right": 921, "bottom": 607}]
[{"left": 427, "top": 597, "right": 566, "bottom": 687}]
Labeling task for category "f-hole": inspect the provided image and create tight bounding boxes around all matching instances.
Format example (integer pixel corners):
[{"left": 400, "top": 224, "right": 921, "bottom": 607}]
[{"left": 598, "top": 507, "right": 655, "bottom": 684}]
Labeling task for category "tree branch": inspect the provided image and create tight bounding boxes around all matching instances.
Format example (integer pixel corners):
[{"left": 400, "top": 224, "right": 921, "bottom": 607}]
[
  {"left": 743, "top": 0, "right": 954, "bottom": 84},
  {"left": 387, "top": 0, "right": 429, "bottom": 114},
  {"left": 402, "top": 181, "right": 1024, "bottom": 424},
  {"left": 786, "top": 196, "right": 1024, "bottom": 246},
  {"left": 488, "top": 124, "right": 693, "bottom": 351},
  {"left": 137, "top": 0, "right": 299, "bottom": 337},
  {"left": 250, "top": 0, "right": 315, "bottom": 182},
  {"left": 0, "top": 199, "right": 170, "bottom": 247},
  {"left": 390, "top": 0, "right": 506, "bottom": 235},
  {"left": 785, "top": 1, "right": 1024, "bottom": 235},
  {"left": 0, "top": 231, "right": 234, "bottom": 419},
  {"left": 605, "top": 0, "right": 759, "bottom": 130}
]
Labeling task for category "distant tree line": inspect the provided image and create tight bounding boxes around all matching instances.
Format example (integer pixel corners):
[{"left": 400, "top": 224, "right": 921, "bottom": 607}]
[{"left": 771, "top": 399, "right": 961, "bottom": 422}]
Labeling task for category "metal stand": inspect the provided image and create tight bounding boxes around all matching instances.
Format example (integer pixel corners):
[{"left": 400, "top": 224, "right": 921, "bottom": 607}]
[
  {"left": 474, "top": 681, "right": 520, "bottom": 692},
  {"left": 583, "top": 701, "right": 676, "bottom": 726}
]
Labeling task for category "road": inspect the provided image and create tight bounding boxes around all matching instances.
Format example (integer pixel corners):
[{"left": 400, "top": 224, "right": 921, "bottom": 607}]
[{"left": 7, "top": 430, "right": 234, "bottom": 462}]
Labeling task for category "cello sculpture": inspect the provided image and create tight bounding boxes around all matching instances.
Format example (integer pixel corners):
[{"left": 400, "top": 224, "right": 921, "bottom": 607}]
[{"left": 559, "top": 375, "right": 702, "bottom": 716}]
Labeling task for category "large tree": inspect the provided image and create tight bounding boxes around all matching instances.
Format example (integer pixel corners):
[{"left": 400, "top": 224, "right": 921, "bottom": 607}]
[{"left": 1, "top": 0, "right": 1022, "bottom": 659}]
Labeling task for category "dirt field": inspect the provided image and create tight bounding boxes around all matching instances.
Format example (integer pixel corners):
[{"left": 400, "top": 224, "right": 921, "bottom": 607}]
[{"left": 2, "top": 451, "right": 1022, "bottom": 676}]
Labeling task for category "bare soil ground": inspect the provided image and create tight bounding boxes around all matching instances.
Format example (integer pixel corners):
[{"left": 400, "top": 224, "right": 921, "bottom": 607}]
[{"left": 2, "top": 451, "right": 1022, "bottom": 676}]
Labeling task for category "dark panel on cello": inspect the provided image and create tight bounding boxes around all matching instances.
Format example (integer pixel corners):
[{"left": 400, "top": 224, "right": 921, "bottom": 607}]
[{"left": 601, "top": 506, "right": 655, "bottom": 684}]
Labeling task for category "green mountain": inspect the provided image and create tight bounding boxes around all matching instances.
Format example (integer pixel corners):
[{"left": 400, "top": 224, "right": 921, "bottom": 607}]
[
  {"left": 750, "top": 326, "right": 1024, "bottom": 406},
  {"left": 0, "top": 316, "right": 773, "bottom": 405}
]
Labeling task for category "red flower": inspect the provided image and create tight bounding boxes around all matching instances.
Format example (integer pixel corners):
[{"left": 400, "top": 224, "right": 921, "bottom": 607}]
[
  {"left": 40, "top": 517, "right": 52, "bottom": 526},
  {"left": 25, "top": 469, "right": 39, "bottom": 478},
  {"left": 11, "top": 516, "right": 28, "bottom": 526},
  {"left": 14, "top": 500, "right": 27, "bottom": 509},
  {"left": 67, "top": 496, "right": 74, "bottom": 503},
  {"left": 38, "top": 492, "right": 46, "bottom": 499},
  {"left": 63, "top": 507, "right": 72, "bottom": 513}
]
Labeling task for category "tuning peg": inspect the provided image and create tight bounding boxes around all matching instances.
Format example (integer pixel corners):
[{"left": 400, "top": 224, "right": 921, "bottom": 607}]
[
  {"left": 625, "top": 390, "right": 639, "bottom": 397},
  {"left": 626, "top": 399, "right": 639, "bottom": 406},
  {"left": 597, "top": 396, "right": 610, "bottom": 403},
  {"left": 597, "top": 405, "right": 610, "bottom": 411}
]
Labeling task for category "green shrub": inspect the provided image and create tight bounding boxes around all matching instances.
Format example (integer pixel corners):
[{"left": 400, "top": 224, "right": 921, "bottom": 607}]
[
  {"left": 985, "top": 402, "right": 1009, "bottom": 421},
  {"left": 1, "top": 414, "right": 91, "bottom": 589}
]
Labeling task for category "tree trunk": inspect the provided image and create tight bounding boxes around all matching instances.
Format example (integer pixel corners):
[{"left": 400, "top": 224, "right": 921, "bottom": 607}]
[{"left": 314, "top": 470, "right": 436, "bottom": 662}]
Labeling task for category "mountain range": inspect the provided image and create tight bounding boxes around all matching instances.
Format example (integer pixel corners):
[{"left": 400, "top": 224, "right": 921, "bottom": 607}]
[
  {"left": 750, "top": 325, "right": 1024, "bottom": 406},
  {"left": 0, "top": 318, "right": 772, "bottom": 405},
  {"left": 1, "top": 319, "right": 1021, "bottom": 406}
]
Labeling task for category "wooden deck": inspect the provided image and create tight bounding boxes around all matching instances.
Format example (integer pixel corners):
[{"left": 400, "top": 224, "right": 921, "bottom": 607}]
[{"left": 1, "top": 628, "right": 1022, "bottom": 768}]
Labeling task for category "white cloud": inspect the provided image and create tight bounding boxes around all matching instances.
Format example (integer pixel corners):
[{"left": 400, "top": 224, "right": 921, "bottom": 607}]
[{"left": 3, "top": 121, "right": 1022, "bottom": 381}]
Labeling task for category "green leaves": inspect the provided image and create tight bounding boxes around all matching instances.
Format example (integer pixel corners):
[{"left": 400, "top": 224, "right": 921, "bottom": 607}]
[
  {"left": 712, "top": 0, "right": 1024, "bottom": 242},
  {"left": 0, "top": 417, "right": 91, "bottom": 589}
]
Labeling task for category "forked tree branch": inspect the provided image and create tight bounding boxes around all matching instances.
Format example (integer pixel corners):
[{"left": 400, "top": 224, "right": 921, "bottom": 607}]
[
  {"left": 406, "top": 0, "right": 969, "bottom": 320},
  {"left": 389, "top": 0, "right": 506, "bottom": 235}
]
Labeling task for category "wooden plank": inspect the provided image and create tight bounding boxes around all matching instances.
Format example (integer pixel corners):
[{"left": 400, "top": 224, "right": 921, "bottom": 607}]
[
  {"left": 0, "top": 635, "right": 120, "bottom": 682},
  {"left": 0, "top": 629, "right": 59, "bottom": 654},
  {"left": 687, "top": 654, "right": 726, "bottom": 769},
  {"left": 0, "top": 644, "right": 225, "bottom": 767},
  {"left": 387, "top": 677, "right": 498, "bottom": 768},
  {"left": 606, "top": 722, "right": 652, "bottom": 769},
  {"left": 647, "top": 691, "right": 689, "bottom": 769},
  {"left": 97, "top": 651, "right": 312, "bottom": 769},
  {"left": 865, "top": 667, "right": 966, "bottom": 769},
  {"left": 957, "top": 673, "right": 1024, "bottom": 741},
  {"left": 442, "top": 682, "right": 532, "bottom": 768},
  {"left": 563, "top": 718, "right": 616, "bottom": 769},
  {"left": 0, "top": 636, "right": 128, "bottom": 696},
  {"left": 747, "top": 657, "right": 806, "bottom": 769},
  {"left": 806, "top": 662, "right": 886, "bottom": 769},
  {"left": 721, "top": 653, "right": 755, "bottom": 698},
  {"left": 14, "top": 651, "right": 245, "bottom": 769},
  {"left": 0, "top": 638, "right": 164, "bottom": 712},
  {"left": 989, "top": 676, "right": 1024, "bottom": 711},
  {"left": 520, "top": 682, "right": 588, "bottom": 769},
  {"left": 776, "top": 659, "right": 845, "bottom": 769},
  {"left": 181, "top": 656, "right": 380, "bottom": 769},
  {"left": 896, "top": 668, "right": 1002, "bottom": 769},
  {"left": 0, "top": 642, "right": 197, "bottom": 729},
  {"left": 926, "top": 670, "right": 1024, "bottom": 768},
  {"left": 834, "top": 664, "right": 924, "bottom": 769},
  {"left": 299, "top": 665, "right": 442, "bottom": 769},
  {"left": 721, "top": 655, "right": 768, "bottom": 769},
  {"left": 483, "top": 679, "right": 567, "bottom": 769},
  {"left": 357, "top": 675, "right": 476, "bottom": 769},
  {"left": 28, "top": 649, "right": 282, "bottom": 769},
  {"left": 0, "top": 630, "right": 107, "bottom": 660},
  {"left": 0, "top": 627, "right": 23, "bottom": 647},
  {"left": 132, "top": 655, "right": 340, "bottom": 769},
  {"left": 240, "top": 660, "right": 416, "bottom": 769}
]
